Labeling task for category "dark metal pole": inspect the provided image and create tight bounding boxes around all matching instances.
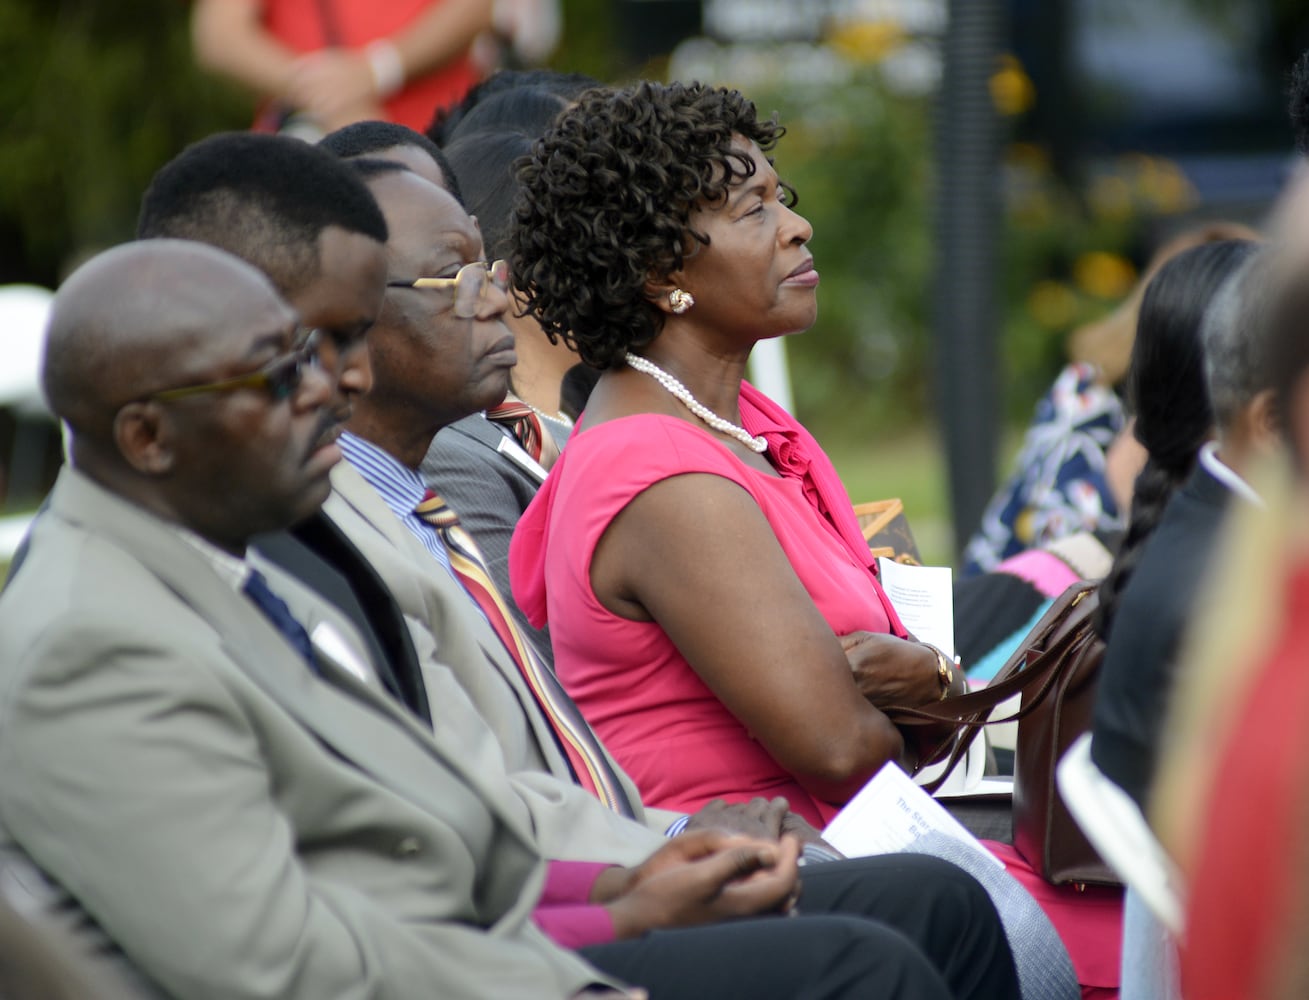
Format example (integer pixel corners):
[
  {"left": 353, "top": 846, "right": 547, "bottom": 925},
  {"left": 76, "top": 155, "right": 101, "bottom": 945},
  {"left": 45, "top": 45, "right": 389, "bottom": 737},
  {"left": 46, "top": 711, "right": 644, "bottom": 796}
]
[{"left": 934, "top": 0, "right": 1005, "bottom": 560}]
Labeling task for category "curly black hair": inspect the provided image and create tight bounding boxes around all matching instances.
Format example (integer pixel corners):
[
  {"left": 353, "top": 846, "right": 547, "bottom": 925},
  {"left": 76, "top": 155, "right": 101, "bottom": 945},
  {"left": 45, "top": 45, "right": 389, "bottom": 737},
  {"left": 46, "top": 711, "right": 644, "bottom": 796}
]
[{"left": 510, "top": 80, "right": 789, "bottom": 369}]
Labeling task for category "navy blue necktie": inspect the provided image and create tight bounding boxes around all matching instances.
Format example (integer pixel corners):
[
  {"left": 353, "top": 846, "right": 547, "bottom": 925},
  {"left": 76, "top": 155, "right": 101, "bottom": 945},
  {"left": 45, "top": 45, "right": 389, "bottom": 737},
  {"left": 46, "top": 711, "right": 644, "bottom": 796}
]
[{"left": 243, "top": 569, "right": 319, "bottom": 674}]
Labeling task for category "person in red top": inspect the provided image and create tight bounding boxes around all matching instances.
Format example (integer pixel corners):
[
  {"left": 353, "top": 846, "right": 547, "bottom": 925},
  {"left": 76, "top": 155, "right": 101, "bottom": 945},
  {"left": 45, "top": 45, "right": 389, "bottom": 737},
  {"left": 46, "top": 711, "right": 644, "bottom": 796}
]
[{"left": 191, "top": 0, "right": 487, "bottom": 133}]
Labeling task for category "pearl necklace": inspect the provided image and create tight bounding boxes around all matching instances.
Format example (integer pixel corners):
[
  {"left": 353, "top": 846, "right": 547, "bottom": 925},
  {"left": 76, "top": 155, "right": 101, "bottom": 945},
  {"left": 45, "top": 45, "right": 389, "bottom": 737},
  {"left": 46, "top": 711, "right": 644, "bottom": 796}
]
[
  {"left": 624, "top": 353, "right": 768, "bottom": 453},
  {"left": 524, "top": 400, "right": 573, "bottom": 427}
]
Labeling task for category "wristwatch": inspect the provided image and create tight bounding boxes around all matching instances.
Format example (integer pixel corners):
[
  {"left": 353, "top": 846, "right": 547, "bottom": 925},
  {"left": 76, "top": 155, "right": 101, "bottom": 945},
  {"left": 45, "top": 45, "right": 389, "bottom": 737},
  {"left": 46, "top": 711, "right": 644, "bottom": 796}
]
[{"left": 927, "top": 645, "right": 953, "bottom": 700}]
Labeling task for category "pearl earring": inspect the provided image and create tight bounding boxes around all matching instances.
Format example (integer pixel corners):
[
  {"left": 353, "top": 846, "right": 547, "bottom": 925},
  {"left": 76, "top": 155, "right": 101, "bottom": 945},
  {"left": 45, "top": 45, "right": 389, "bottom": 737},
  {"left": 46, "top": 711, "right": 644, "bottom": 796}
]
[{"left": 669, "top": 288, "right": 695, "bottom": 314}]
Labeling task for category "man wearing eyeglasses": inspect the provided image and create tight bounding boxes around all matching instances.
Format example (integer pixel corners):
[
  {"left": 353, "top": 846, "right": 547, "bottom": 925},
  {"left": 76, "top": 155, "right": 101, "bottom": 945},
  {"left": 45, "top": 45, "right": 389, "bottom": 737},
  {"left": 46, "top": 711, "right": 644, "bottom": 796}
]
[
  {"left": 0, "top": 239, "right": 611, "bottom": 997},
  {"left": 333, "top": 160, "right": 519, "bottom": 579},
  {"left": 324, "top": 159, "right": 619, "bottom": 805}
]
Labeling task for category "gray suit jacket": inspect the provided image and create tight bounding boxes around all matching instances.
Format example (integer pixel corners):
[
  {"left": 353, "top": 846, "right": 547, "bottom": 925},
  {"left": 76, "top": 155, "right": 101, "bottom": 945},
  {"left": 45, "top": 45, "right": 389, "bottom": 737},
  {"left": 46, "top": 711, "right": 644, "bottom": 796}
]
[
  {"left": 420, "top": 413, "right": 554, "bottom": 664},
  {"left": 325, "top": 463, "right": 671, "bottom": 861},
  {"left": 0, "top": 467, "right": 612, "bottom": 1000}
]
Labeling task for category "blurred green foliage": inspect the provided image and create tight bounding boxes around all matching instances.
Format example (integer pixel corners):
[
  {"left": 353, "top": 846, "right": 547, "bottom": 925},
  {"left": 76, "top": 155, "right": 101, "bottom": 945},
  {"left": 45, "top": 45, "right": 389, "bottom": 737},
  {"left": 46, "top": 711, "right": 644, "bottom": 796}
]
[
  {"left": 550, "top": 0, "right": 621, "bottom": 81},
  {"left": 752, "top": 73, "right": 936, "bottom": 442},
  {"left": 0, "top": 0, "right": 637, "bottom": 288},
  {"left": 754, "top": 67, "right": 1174, "bottom": 441},
  {"left": 0, "top": 0, "right": 249, "bottom": 285}
]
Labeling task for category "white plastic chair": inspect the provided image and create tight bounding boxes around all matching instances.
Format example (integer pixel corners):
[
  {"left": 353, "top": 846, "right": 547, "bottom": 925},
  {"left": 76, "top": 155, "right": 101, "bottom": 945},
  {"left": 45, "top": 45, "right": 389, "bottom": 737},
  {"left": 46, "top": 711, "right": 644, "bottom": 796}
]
[
  {"left": 1056, "top": 731, "right": 1185, "bottom": 934},
  {"left": 0, "top": 284, "right": 53, "bottom": 416}
]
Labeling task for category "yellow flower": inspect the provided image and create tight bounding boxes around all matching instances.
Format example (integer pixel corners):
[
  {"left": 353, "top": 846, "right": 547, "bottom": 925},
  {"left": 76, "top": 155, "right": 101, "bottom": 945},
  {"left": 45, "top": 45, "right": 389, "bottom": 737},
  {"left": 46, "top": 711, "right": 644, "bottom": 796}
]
[
  {"left": 1074, "top": 251, "right": 1137, "bottom": 300},
  {"left": 1089, "top": 174, "right": 1133, "bottom": 221},
  {"left": 829, "top": 20, "right": 905, "bottom": 64},
  {"left": 1006, "top": 142, "right": 1051, "bottom": 173},
  {"left": 1028, "top": 280, "right": 1079, "bottom": 330},
  {"left": 1139, "top": 157, "right": 1197, "bottom": 214},
  {"left": 990, "top": 54, "right": 1035, "bottom": 116}
]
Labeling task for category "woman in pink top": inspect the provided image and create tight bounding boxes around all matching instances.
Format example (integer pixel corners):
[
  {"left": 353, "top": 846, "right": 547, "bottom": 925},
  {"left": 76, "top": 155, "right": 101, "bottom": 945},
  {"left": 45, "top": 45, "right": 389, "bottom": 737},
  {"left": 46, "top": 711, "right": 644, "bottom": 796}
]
[
  {"left": 510, "top": 81, "right": 1121, "bottom": 997},
  {"left": 509, "top": 80, "right": 966, "bottom": 828}
]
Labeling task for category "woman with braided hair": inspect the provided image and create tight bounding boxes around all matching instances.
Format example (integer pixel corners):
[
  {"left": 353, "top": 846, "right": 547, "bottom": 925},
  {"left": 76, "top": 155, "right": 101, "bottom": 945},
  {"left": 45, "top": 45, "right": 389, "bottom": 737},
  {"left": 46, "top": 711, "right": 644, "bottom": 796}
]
[{"left": 1091, "top": 239, "right": 1258, "bottom": 648}]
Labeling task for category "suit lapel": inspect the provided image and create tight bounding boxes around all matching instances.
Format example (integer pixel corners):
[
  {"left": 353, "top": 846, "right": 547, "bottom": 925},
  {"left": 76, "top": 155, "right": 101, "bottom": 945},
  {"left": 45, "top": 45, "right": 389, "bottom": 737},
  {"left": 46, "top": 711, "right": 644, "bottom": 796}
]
[
  {"left": 50, "top": 470, "right": 540, "bottom": 851},
  {"left": 455, "top": 418, "right": 549, "bottom": 484},
  {"left": 289, "top": 513, "right": 433, "bottom": 724},
  {"left": 327, "top": 463, "right": 576, "bottom": 775},
  {"left": 329, "top": 464, "right": 526, "bottom": 675},
  {"left": 247, "top": 560, "right": 537, "bottom": 832},
  {"left": 327, "top": 459, "right": 650, "bottom": 819}
]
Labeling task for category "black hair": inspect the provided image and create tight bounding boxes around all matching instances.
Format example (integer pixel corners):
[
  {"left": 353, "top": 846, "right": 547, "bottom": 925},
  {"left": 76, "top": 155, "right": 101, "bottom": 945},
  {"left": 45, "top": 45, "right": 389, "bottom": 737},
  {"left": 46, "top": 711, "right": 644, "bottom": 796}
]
[
  {"left": 1095, "top": 239, "right": 1258, "bottom": 640},
  {"left": 348, "top": 157, "right": 413, "bottom": 182},
  {"left": 560, "top": 362, "right": 601, "bottom": 422},
  {"left": 441, "top": 87, "right": 571, "bottom": 147},
  {"left": 1290, "top": 48, "right": 1309, "bottom": 155},
  {"left": 427, "top": 68, "right": 600, "bottom": 146},
  {"left": 1267, "top": 259, "right": 1309, "bottom": 468},
  {"left": 318, "top": 120, "right": 464, "bottom": 206},
  {"left": 137, "top": 132, "right": 387, "bottom": 297},
  {"left": 443, "top": 129, "right": 535, "bottom": 261},
  {"left": 511, "top": 80, "right": 788, "bottom": 369}
]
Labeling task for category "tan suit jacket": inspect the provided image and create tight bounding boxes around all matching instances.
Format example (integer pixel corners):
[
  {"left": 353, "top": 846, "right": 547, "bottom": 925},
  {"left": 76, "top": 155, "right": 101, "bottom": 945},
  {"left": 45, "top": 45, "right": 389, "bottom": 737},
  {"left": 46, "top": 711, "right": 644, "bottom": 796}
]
[
  {"left": 0, "top": 468, "right": 613, "bottom": 999},
  {"left": 324, "top": 463, "right": 672, "bottom": 862}
]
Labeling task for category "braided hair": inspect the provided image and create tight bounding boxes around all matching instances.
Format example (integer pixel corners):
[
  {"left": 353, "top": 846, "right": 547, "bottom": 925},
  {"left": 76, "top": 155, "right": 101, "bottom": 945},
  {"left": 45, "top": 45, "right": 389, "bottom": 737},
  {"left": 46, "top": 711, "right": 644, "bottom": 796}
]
[{"left": 1094, "top": 239, "right": 1258, "bottom": 640}]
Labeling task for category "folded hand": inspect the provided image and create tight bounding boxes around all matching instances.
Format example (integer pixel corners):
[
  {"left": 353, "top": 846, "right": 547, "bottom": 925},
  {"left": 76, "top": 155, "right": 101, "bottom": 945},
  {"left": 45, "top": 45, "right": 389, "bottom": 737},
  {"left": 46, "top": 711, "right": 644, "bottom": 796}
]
[
  {"left": 600, "top": 831, "right": 802, "bottom": 939},
  {"left": 681, "top": 796, "right": 840, "bottom": 856}
]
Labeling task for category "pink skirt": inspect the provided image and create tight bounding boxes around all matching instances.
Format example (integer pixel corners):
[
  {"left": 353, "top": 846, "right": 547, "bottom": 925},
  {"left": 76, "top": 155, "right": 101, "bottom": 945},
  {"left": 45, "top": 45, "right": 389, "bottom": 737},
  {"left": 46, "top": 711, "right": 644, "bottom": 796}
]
[{"left": 983, "top": 840, "right": 1123, "bottom": 999}]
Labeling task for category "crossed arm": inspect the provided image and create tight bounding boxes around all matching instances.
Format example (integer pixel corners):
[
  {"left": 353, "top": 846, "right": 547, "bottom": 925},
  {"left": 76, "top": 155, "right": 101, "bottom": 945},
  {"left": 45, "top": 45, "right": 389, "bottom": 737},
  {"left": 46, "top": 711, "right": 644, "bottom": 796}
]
[{"left": 589, "top": 472, "right": 946, "bottom": 806}]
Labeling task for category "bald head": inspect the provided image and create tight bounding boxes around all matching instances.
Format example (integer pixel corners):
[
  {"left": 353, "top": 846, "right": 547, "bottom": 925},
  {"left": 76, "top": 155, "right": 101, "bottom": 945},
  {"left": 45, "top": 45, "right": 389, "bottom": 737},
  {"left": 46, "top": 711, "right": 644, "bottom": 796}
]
[
  {"left": 44, "top": 240, "right": 341, "bottom": 550},
  {"left": 44, "top": 240, "right": 288, "bottom": 446}
]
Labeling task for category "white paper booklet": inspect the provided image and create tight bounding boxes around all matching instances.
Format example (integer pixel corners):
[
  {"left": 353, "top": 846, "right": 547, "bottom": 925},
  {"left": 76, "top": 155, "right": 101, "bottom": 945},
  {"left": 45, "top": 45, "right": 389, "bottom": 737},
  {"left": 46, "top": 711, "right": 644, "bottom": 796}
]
[
  {"left": 875, "top": 556, "right": 989, "bottom": 795},
  {"left": 821, "top": 762, "right": 1003, "bottom": 866},
  {"left": 877, "top": 557, "right": 955, "bottom": 658}
]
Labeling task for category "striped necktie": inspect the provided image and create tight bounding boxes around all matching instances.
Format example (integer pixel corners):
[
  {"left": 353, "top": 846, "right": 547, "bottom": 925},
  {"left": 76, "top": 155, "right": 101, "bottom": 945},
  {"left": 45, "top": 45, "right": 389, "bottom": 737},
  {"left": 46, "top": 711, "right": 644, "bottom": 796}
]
[
  {"left": 486, "top": 396, "right": 561, "bottom": 470},
  {"left": 414, "top": 489, "right": 637, "bottom": 817}
]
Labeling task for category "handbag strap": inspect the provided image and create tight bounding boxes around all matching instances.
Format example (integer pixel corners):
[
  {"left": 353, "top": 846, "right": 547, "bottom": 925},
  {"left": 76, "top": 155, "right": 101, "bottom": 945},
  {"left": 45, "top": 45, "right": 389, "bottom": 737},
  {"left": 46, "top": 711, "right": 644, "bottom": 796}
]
[
  {"left": 882, "top": 581, "right": 1100, "bottom": 789},
  {"left": 885, "top": 581, "right": 1098, "bottom": 727}
]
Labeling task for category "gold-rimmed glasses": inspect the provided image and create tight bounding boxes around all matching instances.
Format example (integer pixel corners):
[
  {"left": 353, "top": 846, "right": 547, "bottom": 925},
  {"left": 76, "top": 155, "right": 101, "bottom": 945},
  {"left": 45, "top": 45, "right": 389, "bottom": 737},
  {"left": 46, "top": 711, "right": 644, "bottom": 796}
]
[
  {"left": 386, "top": 259, "right": 510, "bottom": 319},
  {"left": 147, "top": 329, "right": 323, "bottom": 403}
]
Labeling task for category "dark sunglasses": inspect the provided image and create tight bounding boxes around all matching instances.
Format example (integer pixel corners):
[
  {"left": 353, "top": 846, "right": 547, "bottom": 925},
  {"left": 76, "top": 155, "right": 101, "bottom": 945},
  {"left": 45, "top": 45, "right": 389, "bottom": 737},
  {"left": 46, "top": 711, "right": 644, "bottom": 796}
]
[{"left": 148, "top": 328, "right": 322, "bottom": 403}]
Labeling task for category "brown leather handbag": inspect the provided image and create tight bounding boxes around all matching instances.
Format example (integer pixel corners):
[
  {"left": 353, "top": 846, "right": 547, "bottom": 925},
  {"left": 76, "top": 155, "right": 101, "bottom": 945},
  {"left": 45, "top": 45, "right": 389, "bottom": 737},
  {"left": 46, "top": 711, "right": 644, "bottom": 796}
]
[{"left": 883, "top": 580, "right": 1120, "bottom": 887}]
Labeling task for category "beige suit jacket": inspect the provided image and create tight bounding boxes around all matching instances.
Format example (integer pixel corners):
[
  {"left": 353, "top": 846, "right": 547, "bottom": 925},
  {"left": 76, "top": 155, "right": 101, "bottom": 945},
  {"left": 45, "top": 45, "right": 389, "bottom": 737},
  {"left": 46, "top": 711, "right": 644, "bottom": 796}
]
[
  {"left": 0, "top": 468, "right": 613, "bottom": 1000},
  {"left": 324, "top": 464, "right": 674, "bottom": 861}
]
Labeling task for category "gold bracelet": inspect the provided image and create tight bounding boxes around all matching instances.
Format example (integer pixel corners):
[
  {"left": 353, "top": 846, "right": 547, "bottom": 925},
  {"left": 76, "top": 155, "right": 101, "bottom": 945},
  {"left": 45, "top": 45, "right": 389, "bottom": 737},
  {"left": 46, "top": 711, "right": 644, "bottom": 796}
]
[{"left": 927, "top": 644, "right": 953, "bottom": 700}]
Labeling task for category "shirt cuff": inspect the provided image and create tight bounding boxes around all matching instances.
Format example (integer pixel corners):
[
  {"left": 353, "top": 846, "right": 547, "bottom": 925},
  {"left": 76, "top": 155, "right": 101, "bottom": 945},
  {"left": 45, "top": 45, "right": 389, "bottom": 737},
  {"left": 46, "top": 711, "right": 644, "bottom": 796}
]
[
  {"left": 532, "top": 903, "right": 617, "bottom": 949},
  {"left": 663, "top": 814, "right": 691, "bottom": 837},
  {"left": 800, "top": 842, "right": 844, "bottom": 865},
  {"left": 541, "top": 860, "right": 615, "bottom": 905}
]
